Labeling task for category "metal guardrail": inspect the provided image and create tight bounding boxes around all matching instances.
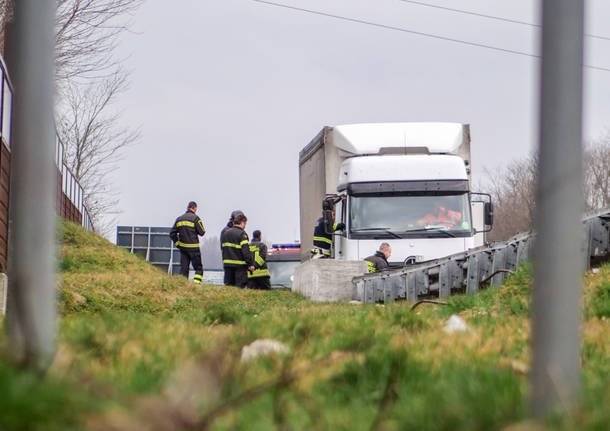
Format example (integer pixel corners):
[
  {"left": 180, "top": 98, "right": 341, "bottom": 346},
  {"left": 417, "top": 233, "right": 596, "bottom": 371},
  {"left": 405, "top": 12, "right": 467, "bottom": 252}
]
[{"left": 353, "top": 209, "right": 610, "bottom": 303}]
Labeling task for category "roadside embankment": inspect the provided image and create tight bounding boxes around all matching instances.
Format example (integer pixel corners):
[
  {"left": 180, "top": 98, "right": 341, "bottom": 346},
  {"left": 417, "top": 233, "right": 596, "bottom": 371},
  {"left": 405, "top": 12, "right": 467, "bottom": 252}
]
[{"left": 0, "top": 221, "right": 608, "bottom": 430}]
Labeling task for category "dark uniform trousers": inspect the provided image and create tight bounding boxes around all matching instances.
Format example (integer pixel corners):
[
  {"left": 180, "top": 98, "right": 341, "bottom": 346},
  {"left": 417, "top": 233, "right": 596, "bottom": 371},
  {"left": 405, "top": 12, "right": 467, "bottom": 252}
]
[
  {"left": 221, "top": 226, "right": 254, "bottom": 289},
  {"left": 224, "top": 266, "right": 249, "bottom": 288},
  {"left": 170, "top": 210, "right": 206, "bottom": 284},
  {"left": 248, "top": 276, "right": 271, "bottom": 290},
  {"left": 180, "top": 249, "right": 203, "bottom": 279}
]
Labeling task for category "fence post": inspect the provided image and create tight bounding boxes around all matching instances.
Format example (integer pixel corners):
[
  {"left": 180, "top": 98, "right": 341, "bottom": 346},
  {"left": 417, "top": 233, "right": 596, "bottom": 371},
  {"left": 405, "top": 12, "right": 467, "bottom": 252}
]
[
  {"left": 4, "top": 0, "right": 57, "bottom": 370},
  {"left": 531, "top": 0, "right": 584, "bottom": 417}
]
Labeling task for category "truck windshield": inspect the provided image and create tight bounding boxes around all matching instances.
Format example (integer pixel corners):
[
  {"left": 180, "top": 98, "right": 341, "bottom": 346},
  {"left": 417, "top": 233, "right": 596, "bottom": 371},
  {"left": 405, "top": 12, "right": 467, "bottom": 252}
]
[{"left": 349, "top": 193, "right": 472, "bottom": 236}]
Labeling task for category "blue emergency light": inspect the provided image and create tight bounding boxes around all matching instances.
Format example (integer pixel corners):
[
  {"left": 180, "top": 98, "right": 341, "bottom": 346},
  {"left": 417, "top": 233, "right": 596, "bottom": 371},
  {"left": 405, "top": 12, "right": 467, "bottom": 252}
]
[{"left": 271, "top": 243, "right": 300, "bottom": 249}]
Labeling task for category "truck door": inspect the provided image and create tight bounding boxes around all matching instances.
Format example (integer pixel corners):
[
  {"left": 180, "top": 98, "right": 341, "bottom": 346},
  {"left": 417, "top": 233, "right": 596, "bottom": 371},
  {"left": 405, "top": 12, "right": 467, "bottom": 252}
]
[
  {"left": 334, "top": 197, "right": 346, "bottom": 259},
  {"left": 471, "top": 193, "right": 493, "bottom": 247},
  {"left": 471, "top": 201, "right": 485, "bottom": 247}
]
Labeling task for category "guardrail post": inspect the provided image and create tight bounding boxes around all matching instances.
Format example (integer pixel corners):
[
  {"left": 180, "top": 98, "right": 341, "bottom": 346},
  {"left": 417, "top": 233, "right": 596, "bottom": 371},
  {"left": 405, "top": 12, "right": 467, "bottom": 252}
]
[
  {"left": 439, "top": 263, "right": 450, "bottom": 298},
  {"left": 466, "top": 255, "right": 480, "bottom": 294},
  {"left": 4, "top": 0, "right": 57, "bottom": 369},
  {"left": 531, "top": 0, "right": 584, "bottom": 417},
  {"left": 406, "top": 272, "right": 417, "bottom": 301},
  {"left": 491, "top": 247, "right": 507, "bottom": 286}
]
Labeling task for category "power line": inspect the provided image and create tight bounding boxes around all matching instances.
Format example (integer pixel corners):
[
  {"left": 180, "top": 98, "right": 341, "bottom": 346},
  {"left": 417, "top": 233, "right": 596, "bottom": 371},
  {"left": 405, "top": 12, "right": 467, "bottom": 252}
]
[
  {"left": 397, "top": 0, "right": 610, "bottom": 42},
  {"left": 400, "top": 0, "right": 538, "bottom": 27},
  {"left": 250, "top": 0, "right": 610, "bottom": 73}
]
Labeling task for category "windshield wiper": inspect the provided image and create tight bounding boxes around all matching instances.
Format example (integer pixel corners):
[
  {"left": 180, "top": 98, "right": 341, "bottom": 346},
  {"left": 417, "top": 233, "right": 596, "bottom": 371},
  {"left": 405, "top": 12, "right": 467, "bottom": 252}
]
[
  {"left": 401, "top": 227, "right": 457, "bottom": 238},
  {"left": 351, "top": 227, "right": 401, "bottom": 239}
]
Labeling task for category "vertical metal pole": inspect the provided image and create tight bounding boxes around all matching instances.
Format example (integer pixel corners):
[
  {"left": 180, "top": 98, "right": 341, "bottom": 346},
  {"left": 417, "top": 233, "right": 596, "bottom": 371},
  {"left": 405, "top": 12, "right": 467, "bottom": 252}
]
[
  {"left": 531, "top": 0, "right": 584, "bottom": 417},
  {"left": 5, "top": 0, "right": 57, "bottom": 369}
]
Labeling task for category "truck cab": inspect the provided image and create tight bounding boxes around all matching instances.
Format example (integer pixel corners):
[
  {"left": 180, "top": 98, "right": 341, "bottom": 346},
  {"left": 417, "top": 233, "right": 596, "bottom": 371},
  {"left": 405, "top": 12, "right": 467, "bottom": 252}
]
[
  {"left": 299, "top": 123, "right": 493, "bottom": 265},
  {"left": 334, "top": 154, "right": 477, "bottom": 264}
]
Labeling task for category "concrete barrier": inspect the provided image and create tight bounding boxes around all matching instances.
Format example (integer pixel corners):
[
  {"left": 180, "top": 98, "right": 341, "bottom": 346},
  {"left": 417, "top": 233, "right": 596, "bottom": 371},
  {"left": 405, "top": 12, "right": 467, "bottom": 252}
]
[{"left": 292, "top": 259, "right": 368, "bottom": 302}]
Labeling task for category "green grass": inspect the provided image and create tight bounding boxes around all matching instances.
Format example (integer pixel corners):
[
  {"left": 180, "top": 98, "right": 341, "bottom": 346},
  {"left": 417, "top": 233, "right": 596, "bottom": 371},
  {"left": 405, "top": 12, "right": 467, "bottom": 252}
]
[
  {"left": 0, "top": 360, "right": 93, "bottom": 431},
  {"left": 0, "top": 220, "right": 609, "bottom": 430},
  {"left": 586, "top": 280, "right": 610, "bottom": 319}
]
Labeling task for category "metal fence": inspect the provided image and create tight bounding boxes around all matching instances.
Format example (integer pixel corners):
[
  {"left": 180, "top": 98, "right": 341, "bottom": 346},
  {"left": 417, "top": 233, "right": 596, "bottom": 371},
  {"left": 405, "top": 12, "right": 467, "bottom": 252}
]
[
  {"left": 0, "top": 55, "right": 13, "bottom": 149},
  {"left": 1, "top": 52, "right": 92, "bottom": 232},
  {"left": 116, "top": 226, "right": 183, "bottom": 274},
  {"left": 353, "top": 209, "right": 610, "bottom": 303},
  {"left": 55, "top": 134, "right": 93, "bottom": 231}
]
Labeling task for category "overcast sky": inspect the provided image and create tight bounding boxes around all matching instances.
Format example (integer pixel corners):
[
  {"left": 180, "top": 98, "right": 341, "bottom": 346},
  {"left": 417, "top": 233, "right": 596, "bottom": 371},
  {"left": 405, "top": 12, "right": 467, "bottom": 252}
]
[{"left": 109, "top": 0, "right": 610, "bottom": 245}]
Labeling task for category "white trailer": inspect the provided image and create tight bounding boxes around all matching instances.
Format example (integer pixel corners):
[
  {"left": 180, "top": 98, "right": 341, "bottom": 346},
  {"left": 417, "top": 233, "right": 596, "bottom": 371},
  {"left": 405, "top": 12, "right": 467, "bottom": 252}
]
[{"left": 298, "top": 122, "right": 493, "bottom": 265}]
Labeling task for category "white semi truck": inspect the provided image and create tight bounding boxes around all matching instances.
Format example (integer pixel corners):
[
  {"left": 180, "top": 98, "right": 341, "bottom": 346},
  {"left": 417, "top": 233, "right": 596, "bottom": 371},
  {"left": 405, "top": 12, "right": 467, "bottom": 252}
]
[{"left": 298, "top": 122, "right": 493, "bottom": 266}]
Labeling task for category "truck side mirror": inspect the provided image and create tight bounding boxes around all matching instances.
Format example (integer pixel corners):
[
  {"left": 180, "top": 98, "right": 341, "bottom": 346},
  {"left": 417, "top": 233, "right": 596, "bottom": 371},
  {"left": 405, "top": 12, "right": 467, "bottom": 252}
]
[
  {"left": 322, "top": 194, "right": 340, "bottom": 234},
  {"left": 484, "top": 201, "right": 494, "bottom": 226},
  {"left": 323, "top": 209, "right": 334, "bottom": 234},
  {"left": 322, "top": 197, "right": 335, "bottom": 233}
]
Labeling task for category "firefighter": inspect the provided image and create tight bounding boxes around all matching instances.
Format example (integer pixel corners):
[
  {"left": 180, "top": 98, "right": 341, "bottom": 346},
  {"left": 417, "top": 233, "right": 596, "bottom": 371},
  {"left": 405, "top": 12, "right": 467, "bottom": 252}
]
[
  {"left": 311, "top": 210, "right": 345, "bottom": 258},
  {"left": 169, "top": 201, "right": 206, "bottom": 283},
  {"left": 247, "top": 230, "right": 271, "bottom": 290},
  {"left": 220, "top": 210, "right": 244, "bottom": 243},
  {"left": 417, "top": 204, "right": 461, "bottom": 228},
  {"left": 364, "top": 243, "right": 392, "bottom": 273},
  {"left": 220, "top": 212, "right": 255, "bottom": 288}
]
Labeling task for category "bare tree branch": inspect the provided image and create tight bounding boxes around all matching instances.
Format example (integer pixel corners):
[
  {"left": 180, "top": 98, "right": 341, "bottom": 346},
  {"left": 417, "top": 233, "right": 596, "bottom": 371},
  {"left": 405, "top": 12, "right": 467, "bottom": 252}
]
[
  {"left": 57, "top": 69, "right": 140, "bottom": 234},
  {"left": 0, "top": 0, "right": 12, "bottom": 55},
  {"left": 1, "top": 0, "right": 143, "bottom": 83},
  {"left": 0, "top": 0, "right": 144, "bottom": 234},
  {"left": 584, "top": 131, "right": 610, "bottom": 211},
  {"left": 484, "top": 155, "right": 538, "bottom": 241},
  {"left": 54, "top": 0, "right": 144, "bottom": 84},
  {"left": 484, "top": 133, "right": 610, "bottom": 241}
]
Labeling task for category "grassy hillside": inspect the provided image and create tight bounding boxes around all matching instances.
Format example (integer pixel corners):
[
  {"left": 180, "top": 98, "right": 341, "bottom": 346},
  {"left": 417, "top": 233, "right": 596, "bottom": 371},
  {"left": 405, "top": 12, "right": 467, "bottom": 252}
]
[{"left": 0, "top": 220, "right": 609, "bottom": 430}]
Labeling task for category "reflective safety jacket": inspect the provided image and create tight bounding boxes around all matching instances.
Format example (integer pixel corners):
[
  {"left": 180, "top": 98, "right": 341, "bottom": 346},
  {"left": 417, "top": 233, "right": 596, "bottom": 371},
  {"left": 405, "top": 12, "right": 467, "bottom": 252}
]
[
  {"left": 219, "top": 221, "right": 232, "bottom": 251},
  {"left": 221, "top": 226, "right": 254, "bottom": 268},
  {"left": 248, "top": 240, "right": 270, "bottom": 279},
  {"left": 312, "top": 217, "right": 345, "bottom": 257},
  {"left": 364, "top": 251, "right": 389, "bottom": 273},
  {"left": 418, "top": 207, "right": 462, "bottom": 228},
  {"left": 169, "top": 210, "right": 205, "bottom": 250}
]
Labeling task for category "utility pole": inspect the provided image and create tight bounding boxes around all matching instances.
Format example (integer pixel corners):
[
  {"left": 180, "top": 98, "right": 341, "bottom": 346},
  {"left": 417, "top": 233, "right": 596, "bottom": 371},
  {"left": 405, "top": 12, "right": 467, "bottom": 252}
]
[
  {"left": 531, "top": 0, "right": 584, "bottom": 418},
  {"left": 5, "top": 0, "right": 57, "bottom": 370}
]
